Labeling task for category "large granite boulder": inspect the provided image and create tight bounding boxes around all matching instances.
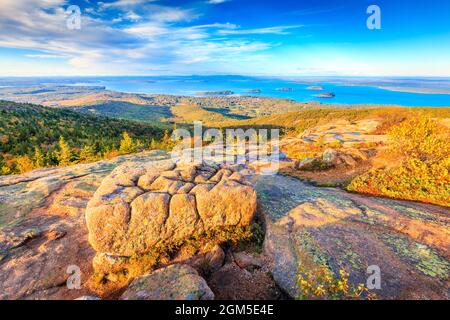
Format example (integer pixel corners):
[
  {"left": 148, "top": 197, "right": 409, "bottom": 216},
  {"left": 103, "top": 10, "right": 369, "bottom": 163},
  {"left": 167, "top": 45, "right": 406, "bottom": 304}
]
[
  {"left": 85, "top": 160, "right": 257, "bottom": 258},
  {"left": 120, "top": 264, "right": 214, "bottom": 300}
]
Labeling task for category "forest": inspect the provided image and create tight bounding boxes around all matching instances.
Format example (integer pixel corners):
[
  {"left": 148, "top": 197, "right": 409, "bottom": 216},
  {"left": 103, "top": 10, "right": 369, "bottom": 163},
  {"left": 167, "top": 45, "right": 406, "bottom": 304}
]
[{"left": 0, "top": 100, "right": 173, "bottom": 174}]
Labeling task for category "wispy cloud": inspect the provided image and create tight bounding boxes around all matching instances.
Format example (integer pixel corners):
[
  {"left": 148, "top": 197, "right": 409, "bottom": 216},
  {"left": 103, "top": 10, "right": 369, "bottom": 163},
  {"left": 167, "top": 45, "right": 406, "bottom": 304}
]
[
  {"left": 25, "top": 54, "right": 65, "bottom": 59},
  {"left": 99, "top": 0, "right": 153, "bottom": 9},
  {"left": 0, "top": 0, "right": 300, "bottom": 75},
  {"left": 207, "top": 0, "right": 230, "bottom": 4},
  {"left": 150, "top": 7, "right": 198, "bottom": 23},
  {"left": 218, "top": 25, "right": 303, "bottom": 35},
  {"left": 124, "top": 10, "right": 141, "bottom": 21}
]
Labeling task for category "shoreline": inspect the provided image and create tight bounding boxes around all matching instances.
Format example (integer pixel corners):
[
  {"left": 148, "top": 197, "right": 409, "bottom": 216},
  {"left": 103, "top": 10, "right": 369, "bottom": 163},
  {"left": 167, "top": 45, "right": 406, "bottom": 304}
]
[{"left": 376, "top": 86, "right": 450, "bottom": 95}]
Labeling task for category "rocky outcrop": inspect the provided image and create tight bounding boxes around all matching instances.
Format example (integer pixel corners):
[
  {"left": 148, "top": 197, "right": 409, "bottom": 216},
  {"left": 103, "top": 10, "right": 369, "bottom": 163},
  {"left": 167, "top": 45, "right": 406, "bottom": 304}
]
[
  {"left": 256, "top": 174, "right": 450, "bottom": 299},
  {"left": 296, "top": 148, "right": 370, "bottom": 171},
  {"left": 120, "top": 264, "right": 214, "bottom": 300},
  {"left": 0, "top": 150, "right": 169, "bottom": 300},
  {"left": 1, "top": 147, "right": 449, "bottom": 301},
  {"left": 85, "top": 159, "right": 257, "bottom": 260},
  {"left": 322, "top": 148, "right": 369, "bottom": 167}
]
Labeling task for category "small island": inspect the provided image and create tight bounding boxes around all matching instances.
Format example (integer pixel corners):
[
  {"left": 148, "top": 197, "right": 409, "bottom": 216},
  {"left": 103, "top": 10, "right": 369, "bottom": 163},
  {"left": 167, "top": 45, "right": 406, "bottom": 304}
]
[
  {"left": 245, "top": 89, "right": 262, "bottom": 93},
  {"left": 314, "top": 92, "right": 335, "bottom": 98},
  {"left": 196, "top": 90, "right": 234, "bottom": 96},
  {"left": 307, "top": 86, "right": 324, "bottom": 91},
  {"left": 276, "top": 87, "right": 293, "bottom": 91}
]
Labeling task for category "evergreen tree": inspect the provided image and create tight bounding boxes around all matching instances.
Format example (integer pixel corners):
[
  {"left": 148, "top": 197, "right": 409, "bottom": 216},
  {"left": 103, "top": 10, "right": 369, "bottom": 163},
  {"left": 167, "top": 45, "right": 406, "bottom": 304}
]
[
  {"left": 57, "top": 136, "right": 72, "bottom": 166},
  {"left": 150, "top": 138, "right": 158, "bottom": 150},
  {"left": 34, "top": 146, "right": 45, "bottom": 168},
  {"left": 79, "top": 144, "right": 96, "bottom": 162},
  {"left": 163, "top": 129, "right": 171, "bottom": 143},
  {"left": 119, "top": 132, "right": 136, "bottom": 154},
  {"left": 45, "top": 150, "right": 56, "bottom": 166},
  {"left": 159, "top": 129, "right": 175, "bottom": 151}
]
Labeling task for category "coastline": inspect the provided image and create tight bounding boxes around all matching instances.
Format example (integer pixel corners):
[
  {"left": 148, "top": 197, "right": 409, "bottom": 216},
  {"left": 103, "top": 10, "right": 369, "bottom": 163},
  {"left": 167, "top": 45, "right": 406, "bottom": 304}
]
[{"left": 377, "top": 86, "right": 450, "bottom": 95}]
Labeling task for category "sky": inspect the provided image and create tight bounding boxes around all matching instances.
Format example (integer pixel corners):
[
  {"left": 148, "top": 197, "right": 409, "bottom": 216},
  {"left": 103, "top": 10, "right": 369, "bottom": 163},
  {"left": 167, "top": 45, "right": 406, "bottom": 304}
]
[{"left": 0, "top": 0, "right": 449, "bottom": 77}]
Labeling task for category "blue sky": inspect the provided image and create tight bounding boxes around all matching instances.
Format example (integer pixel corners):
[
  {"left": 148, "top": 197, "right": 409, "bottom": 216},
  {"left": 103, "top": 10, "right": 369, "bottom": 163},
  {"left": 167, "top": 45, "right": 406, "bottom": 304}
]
[{"left": 0, "top": 0, "right": 449, "bottom": 76}]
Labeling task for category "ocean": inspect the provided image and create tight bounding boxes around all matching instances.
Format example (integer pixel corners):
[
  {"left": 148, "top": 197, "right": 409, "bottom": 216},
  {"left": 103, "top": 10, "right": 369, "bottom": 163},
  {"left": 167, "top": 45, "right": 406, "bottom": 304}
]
[{"left": 2, "top": 75, "right": 450, "bottom": 106}]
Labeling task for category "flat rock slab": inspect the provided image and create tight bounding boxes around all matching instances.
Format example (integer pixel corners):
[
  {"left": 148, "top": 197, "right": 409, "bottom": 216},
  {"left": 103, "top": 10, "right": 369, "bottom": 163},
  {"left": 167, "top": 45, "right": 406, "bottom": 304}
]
[
  {"left": 120, "top": 264, "right": 214, "bottom": 300},
  {"left": 256, "top": 174, "right": 450, "bottom": 299}
]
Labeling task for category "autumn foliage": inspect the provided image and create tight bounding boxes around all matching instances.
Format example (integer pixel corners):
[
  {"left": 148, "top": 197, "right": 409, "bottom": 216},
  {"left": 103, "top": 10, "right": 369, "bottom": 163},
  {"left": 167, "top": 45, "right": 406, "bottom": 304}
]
[{"left": 347, "top": 117, "right": 450, "bottom": 207}]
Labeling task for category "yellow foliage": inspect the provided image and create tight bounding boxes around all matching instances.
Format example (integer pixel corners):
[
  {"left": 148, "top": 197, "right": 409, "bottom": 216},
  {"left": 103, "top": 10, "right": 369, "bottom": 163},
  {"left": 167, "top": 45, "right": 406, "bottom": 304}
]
[
  {"left": 119, "top": 132, "right": 137, "bottom": 155},
  {"left": 57, "top": 136, "right": 72, "bottom": 166},
  {"left": 15, "top": 156, "right": 35, "bottom": 174},
  {"left": 388, "top": 116, "right": 450, "bottom": 163},
  {"left": 296, "top": 263, "right": 376, "bottom": 300},
  {"left": 348, "top": 116, "right": 450, "bottom": 207}
]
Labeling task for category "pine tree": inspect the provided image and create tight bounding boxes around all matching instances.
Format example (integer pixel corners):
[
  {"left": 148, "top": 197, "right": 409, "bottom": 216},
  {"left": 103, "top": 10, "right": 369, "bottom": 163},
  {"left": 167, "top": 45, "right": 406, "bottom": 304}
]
[
  {"left": 45, "top": 150, "right": 55, "bottom": 166},
  {"left": 149, "top": 138, "right": 158, "bottom": 150},
  {"left": 160, "top": 129, "right": 174, "bottom": 151},
  {"left": 119, "top": 132, "right": 136, "bottom": 154},
  {"left": 34, "top": 146, "right": 45, "bottom": 168},
  {"left": 79, "top": 144, "right": 96, "bottom": 163},
  {"left": 163, "top": 129, "right": 171, "bottom": 143},
  {"left": 58, "top": 136, "right": 72, "bottom": 166}
]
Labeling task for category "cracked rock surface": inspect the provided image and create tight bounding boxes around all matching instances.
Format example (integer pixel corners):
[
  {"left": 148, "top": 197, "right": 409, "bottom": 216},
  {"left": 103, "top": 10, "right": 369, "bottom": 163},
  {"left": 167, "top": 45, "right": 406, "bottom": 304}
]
[{"left": 86, "top": 160, "right": 257, "bottom": 257}]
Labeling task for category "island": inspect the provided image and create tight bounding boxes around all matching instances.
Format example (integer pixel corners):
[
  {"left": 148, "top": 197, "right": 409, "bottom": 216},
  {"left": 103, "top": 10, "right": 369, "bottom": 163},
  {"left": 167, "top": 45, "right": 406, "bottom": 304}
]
[
  {"left": 276, "top": 87, "right": 293, "bottom": 91},
  {"left": 307, "top": 86, "right": 324, "bottom": 91},
  {"left": 196, "top": 90, "right": 234, "bottom": 96},
  {"left": 314, "top": 92, "right": 335, "bottom": 98},
  {"left": 245, "top": 89, "right": 262, "bottom": 93}
]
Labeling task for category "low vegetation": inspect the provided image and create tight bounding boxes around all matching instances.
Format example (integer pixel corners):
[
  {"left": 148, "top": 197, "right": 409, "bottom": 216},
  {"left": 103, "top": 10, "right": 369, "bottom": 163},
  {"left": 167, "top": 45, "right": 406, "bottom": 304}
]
[
  {"left": 347, "top": 117, "right": 450, "bottom": 207},
  {"left": 296, "top": 263, "right": 376, "bottom": 300},
  {"left": 222, "top": 107, "right": 450, "bottom": 132}
]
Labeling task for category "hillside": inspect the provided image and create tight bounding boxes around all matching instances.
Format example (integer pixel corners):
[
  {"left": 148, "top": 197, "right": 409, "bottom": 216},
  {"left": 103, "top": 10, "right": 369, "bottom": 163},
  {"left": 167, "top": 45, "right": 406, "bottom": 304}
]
[
  {"left": 219, "top": 107, "right": 450, "bottom": 130},
  {"left": 71, "top": 101, "right": 173, "bottom": 127},
  {"left": 0, "top": 100, "right": 166, "bottom": 173}
]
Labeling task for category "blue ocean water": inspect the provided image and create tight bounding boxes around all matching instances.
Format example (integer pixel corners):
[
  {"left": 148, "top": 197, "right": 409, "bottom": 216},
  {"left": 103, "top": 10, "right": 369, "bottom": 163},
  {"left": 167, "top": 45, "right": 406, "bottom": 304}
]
[
  {"left": 2, "top": 76, "right": 450, "bottom": 106},
  {"left": 89, "top": 76, "right": 450, "bottom": 107}
]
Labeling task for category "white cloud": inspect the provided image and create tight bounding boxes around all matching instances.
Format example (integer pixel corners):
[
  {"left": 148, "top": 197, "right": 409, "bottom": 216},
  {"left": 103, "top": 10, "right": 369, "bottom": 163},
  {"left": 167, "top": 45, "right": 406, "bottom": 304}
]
[
  {"left": 99, "top": 0, "right": 152, "bottom": 9},
  {"left": 207, "top": 0, "right": 229, "bottom": 4},
  {"left": 25, "top": 54, "right": 65, "bottom": 58},
  {"left": 0, "top": 0, "right": 289, "bottom": 75},
  {"left": 150, "top": 7, "right": 198, "bottom": 22},
  {"left": 218, "top": 25, "right": 303, "bottom": 35},
  {"left": 124, "top": 10, "right": 141, "bottom": 21}
]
